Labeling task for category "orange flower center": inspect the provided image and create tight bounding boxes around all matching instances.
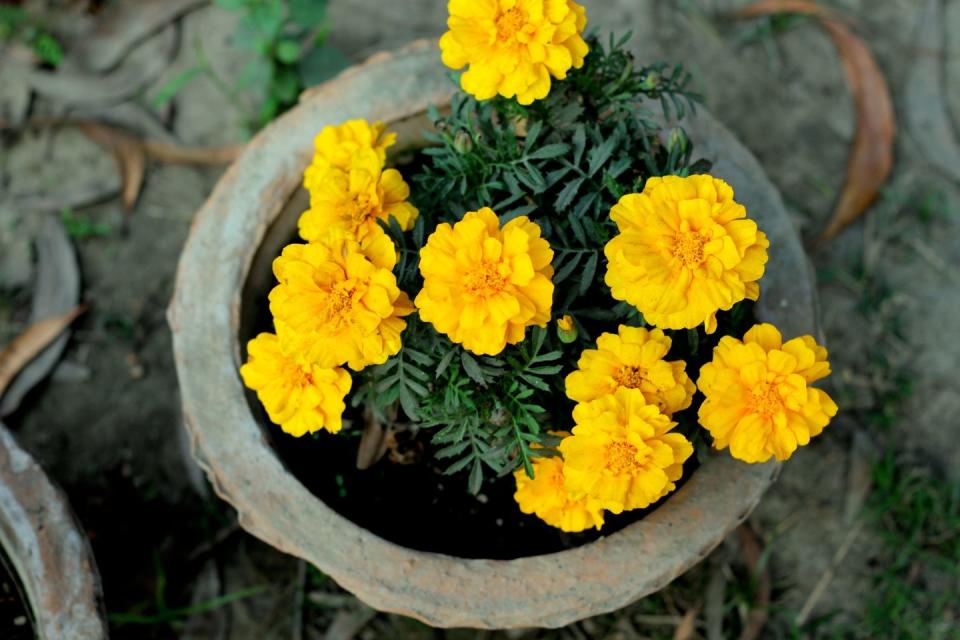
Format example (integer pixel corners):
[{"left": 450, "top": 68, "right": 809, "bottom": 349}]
[
  {"left": 751, "top": 383, "right": 784, "bottom": 416},
  {"left": 324, "top": 285, "right": 355, "bottom": 325},
  {"left": 673, "top": 232, "right": 707, "bottom": 268},
  {"left": 343, "top": 194, "right": 375, "bottom": 226},
  {"left": 614, "top": 365, "right": 647, "bottom": 389},
  {"left": 496, "top": 8, "right": 526, "bottom": 41},
  {"left": 465, "top": 261, "right": 507, "bottom": 298},
  {"left": 295, "top": 367, "right": 314, "bottom": 388},
  {"left": 606, "top": 441, "right": 643, "bottom": 474}
]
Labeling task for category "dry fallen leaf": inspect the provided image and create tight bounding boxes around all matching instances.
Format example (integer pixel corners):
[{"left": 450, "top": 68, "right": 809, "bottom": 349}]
[
  {"left": 78, "top": 122, "right": 146, "bottom": 212},
  {"left": 144, "top": 140, "right": 244, "bottom": 165},
  {"left": 0, "top": 306, "right": 86, "bottom": 399},
  {"left": 0, "top": 213, "right": 81, "bottom": 418},
  {"left": 738, "top": 0, "right": 832, "bottom": 18},
  {"left": 673, "top": 604, "right": 701, "bottom": 640},
  {"left": 356, "top": 406, "right": 390, "bottom": 470},
  {"left": 737, "top": 524, "right": 771, "bottom": 640},
  {"left": 0, "top": 119, "right": 244, "bottom": 213},
  {"left": 738, "top": 1, "right": 895, "bottom": 243}
]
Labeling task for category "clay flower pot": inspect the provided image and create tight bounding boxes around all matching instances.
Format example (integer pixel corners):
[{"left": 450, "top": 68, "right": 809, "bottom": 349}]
[
  {"left": 0, "top": 425, "right": 107, "bottom": 639},
  {"left": 169, "top": 41, "right": 818, "bottom": 628}
]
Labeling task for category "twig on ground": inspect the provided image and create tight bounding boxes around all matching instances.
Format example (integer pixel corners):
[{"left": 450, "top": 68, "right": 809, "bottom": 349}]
[{"left": 795, "top": 519, "right": 866, "bottom": 626}]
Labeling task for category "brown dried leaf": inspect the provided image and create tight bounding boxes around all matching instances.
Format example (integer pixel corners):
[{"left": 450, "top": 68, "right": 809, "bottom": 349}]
[
  {"left": 673, "top": 604, "right": 701, "bottom": 640},
  {"left": 738, "top": 1, "right": 896, "bottom": 243},
  {"left": 737, "top": 0, "right": 832, "bottom": 18},
  {"left": 0, "top": 306, "right": 86, "bottom": 398},
  {"left": 78, "top": 122, "right": 146, "bottom": 212},
  {"left": 144, "top": 140, "right": 243, "bottom": 165},
  {"left": 356, "top": 406, "right": 390, "bottom": 470},
  {"left": 737, "top": 524, "right": 771, "bottom": 640}
]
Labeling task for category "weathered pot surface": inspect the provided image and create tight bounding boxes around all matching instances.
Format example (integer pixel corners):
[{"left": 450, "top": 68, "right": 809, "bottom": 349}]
[
  {"left": 169, "top": 40, "right": 818, "bottom": 628},
  {"left": 0, "top": 424, "right": 107, "bottom": 639}
]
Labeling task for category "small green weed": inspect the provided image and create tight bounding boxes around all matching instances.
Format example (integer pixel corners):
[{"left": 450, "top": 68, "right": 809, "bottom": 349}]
[
  {"left": 60, "top": 209, "right": 112, "bottom": 239},
  {"left": 154, "top": 0, "right": 348, "bottom": 132},
  {"left": 0, "top": 7, "right": 63, "bottom": 67}
]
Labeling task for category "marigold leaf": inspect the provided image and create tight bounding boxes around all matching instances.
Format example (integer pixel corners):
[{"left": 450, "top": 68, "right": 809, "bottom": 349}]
[
  {"left": 572, "top": 124, "right": 587, "bottom": 165},
  {"left": 468, "top": 460, "right": 484, "bottom": 494},
  {"left": 444, "top": 455, "right": 473, "bottom": 476},
  {"left": 555, "top": 177, "right": 585, "bottom": 211},
  {"left": 435, "top": 349, "right": 457, "bottom": 377},
  {"left": 579, "top": 252, "right": 599, "bottom": 295},
  {"left": 526, "top": 143, "right": 570, "bottom": 161},
  {"left": 398, "top": 386, "right": 420, "bottom": 420},
  {"left": 436, "top": 441, "right": 471, "bottom": 459},
  {"left": 460, "top": 351, "right": 487, "bottom": 386},
  {"left": 553, "top": 252, "right": 583, "bottom": 285}
]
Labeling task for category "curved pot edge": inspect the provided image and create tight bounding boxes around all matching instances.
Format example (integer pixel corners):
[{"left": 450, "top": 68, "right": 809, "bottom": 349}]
[{"left": 0, "top": 424, "right": 107, "bottom": 640}]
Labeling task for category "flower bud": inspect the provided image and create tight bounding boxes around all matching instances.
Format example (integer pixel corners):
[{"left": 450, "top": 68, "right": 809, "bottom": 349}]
[
  {"left": 667, "top": 127, "right": 688, "bottom": 155},
  {"left": 557, "top": 314, "right": 578, "bottom": 343},
  {"left": 453, "top": 130, "right": 474, "bottom": 154}
]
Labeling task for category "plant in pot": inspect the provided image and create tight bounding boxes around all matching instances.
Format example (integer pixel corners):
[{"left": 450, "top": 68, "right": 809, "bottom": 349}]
[{"left": 170, "top": 0, "right": 837, "bottom": 628}]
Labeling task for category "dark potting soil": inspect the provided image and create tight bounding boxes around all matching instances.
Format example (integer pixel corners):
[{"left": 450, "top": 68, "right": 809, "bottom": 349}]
[
  {"left": 0, "top": 546, "right": 35, "bottom": 640},
  {"left": 267, "top": 417, "right": 697, "bottom": 559}
]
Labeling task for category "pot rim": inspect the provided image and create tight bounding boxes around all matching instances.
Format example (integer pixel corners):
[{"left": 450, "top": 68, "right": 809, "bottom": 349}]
[
  {"left": 169, "top": 40, "right": 816, "bottom": 629},
  {"left": 0, "top": 425, "right": 107, "bottom": 640}
]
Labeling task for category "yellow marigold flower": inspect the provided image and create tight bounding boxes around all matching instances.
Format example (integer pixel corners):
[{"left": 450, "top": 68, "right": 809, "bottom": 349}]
[
  {"left": 559, "top": 388, "right": 693, "bottom": 514},
  {"left": 415, "top": 207, "right": 554, "bottom": 355},
  {"left": 514, "top": 454, "right": 604, "bottom": 533},
  {"left": 269, "top": 233, "right": 414, "bottom": 370},
  {"left": 439, "top": 0, "right": 589, "bottom": 105},
  {"left": 697, "top": 323, "right": 838, "bottom": 464},
  {"left": 240, "top": 333, "right": 352, "bottom": 436},
  {"left": 604, "top": 175, "right": 770, "bottom": 334},
  {"left": 565, "top": 325, "right": 695, "bottom": 416},
  {"left": 303, "top": 119, "right": 396, "bottom": 194},
  {"left": 299, "top": 148, "right": 419, "bottom": 243}
]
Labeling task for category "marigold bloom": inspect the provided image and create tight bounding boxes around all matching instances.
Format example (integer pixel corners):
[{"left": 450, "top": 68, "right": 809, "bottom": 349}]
[
  {"left": 514, "top": 454, "right": 604, "bottom": 532},
  {"left": 565, "top": 325, "right": 695, "bottom": 416},
  {"left": 439, "top": 0, "right": 589, "bottom": 105},
  {"left": 697, "top": 323, "right": 837, "bottom": 463},
  {"left": 269, "top": 233, "right": 414, "bottom": 370},
  {"left": 303, "top": 119, "right": 396, "bottom": 194},
  {"left": 559, "top": 388, "right": 693, "bottom": 514},
  {"left": 240, "top": 333, "right": 352, "bottom": 436},
  {"left": 415, "top": 208, "right": 554, "bottom": 355},
  {"left": 604, "top": 175, "right": 769, "bottom": 333},
  {"left": 299, "top": 148, "right": 418, "bottom": 243}
]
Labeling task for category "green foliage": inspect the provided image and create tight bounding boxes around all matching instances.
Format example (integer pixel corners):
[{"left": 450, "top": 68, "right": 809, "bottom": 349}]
[
  {"left": 859, "top": 455, "right": 960, "bottom": 639},
  {"left": 108, "top": 551, "right": 265, "bottom": 628},
  {"left": 0, "top": 7, "right": 63, "bottom": 66},
  {"left": 156, "top": 0, "right": 347, "bottom": 131},
  {"left": 61, "top": 209, "right": 111, "bottom": 239},
  {"left": 354, "top": 36, "right": 715, "bottom": 493}
]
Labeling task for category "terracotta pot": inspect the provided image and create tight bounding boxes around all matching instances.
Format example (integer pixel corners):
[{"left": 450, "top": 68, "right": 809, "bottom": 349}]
[
  {"left": 0, "top": 425, "right": 107, "bottom": 639},
  {"left": 169, "top": 40, "right": 818, "bottom": 628}
]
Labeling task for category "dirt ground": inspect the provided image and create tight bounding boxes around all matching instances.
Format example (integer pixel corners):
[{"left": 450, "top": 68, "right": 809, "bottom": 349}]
[{"left": 1, "top": 0, "right": 959, "bottom": 638}]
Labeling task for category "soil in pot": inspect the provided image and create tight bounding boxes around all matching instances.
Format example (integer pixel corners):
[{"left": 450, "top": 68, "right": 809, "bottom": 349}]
[{"left": 0, "top": 545, "right": 35, "bottom": 640}]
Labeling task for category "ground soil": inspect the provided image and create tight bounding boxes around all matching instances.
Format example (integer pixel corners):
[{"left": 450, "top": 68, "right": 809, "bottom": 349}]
[{"left": 1, "top": 0, "right": 959, "bottom": 638}]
